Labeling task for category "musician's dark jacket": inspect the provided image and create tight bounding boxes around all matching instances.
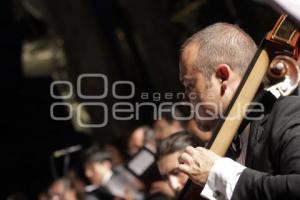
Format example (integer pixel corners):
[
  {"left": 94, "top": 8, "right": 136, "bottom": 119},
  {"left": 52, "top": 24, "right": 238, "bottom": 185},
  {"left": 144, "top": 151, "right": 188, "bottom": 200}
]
[
  {"left": 85, "top": 186, "right": 114, "bottom": 200},
  {"left": 231, "top": 95, "right": 300, "bottom": 200}
]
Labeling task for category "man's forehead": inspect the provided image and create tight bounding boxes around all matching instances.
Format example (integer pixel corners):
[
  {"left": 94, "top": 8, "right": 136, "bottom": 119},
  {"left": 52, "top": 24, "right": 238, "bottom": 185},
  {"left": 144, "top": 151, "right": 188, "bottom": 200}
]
[
  {"left": 158, "top": 152, "right": 180, "bottom": 174},
  {"left": 182, "top": 43, "right": 198, "bottom": 62},
  {"left": 180, "top": 43, "right": 199, "bottom": 78}
]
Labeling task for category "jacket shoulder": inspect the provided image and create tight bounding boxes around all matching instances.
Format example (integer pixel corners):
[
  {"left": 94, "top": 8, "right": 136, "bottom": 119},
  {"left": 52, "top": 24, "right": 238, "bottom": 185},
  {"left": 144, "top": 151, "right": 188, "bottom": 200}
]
[
  {"left": 272, "top": 95, "right": 300, "bottom": 115},
  {"left": 265, "top": 96, "right": 300, "bottom": 157},
  {"left": 268, "top": 95, "right": 300, "bottom": 128}
]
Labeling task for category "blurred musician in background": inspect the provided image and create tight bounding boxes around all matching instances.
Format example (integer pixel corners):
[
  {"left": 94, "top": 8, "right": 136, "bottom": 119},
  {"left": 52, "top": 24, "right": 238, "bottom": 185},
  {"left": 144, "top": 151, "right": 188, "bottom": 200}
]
[
  {"left": 153, "top": 108, "right": 184, "bottom": 142},
  {"left": 127, "top": 126, "right": 155, "bottom": 157},
  {"left": 48, "top": 178, "right": 82, "bottom": 200},
  {"left": 156, "top": 131, "right": 204, "bottom": 198},
  {"left": 83, "top": 146, "right": 114, "bottom": 200}
]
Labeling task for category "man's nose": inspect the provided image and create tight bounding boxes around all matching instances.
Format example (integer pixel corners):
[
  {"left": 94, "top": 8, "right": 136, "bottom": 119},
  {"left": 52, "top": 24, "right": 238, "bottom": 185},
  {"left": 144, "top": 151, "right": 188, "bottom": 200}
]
[
  {"left": 168, "top": 176, "right": 182, "bottom": 192},
  {"left": 184, "top": 90, "right": 190, "bottom": 102}
]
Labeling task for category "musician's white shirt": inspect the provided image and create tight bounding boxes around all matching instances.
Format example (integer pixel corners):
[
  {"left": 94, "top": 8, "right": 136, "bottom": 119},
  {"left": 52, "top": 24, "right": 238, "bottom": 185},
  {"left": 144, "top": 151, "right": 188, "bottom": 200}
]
[{"left": 200, "top": 126, "right": 250, "bottom": 200}]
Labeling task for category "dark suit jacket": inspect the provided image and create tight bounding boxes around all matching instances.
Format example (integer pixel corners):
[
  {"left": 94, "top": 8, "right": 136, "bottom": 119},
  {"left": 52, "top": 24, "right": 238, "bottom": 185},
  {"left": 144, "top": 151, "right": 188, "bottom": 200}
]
[
  {"left": 232, "top": 96, "right": 300, "bottom": 200},
  {"left": 85, "top": 186, "right": 114, "bottom": 200}
]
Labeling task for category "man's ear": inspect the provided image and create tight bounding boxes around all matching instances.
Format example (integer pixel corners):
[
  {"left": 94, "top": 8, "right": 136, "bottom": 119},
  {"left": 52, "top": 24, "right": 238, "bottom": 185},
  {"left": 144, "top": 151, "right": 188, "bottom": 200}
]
[
  {"left": 216, "top": 64, "right": 232, "bottom": 95},
  {"left": 216, "top": 64, "right": 231, "bottom": 81}
]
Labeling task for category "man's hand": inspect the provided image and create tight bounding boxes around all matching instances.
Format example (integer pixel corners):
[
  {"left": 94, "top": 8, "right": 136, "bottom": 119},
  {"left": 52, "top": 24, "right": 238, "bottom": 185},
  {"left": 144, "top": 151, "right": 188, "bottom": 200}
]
[{"left": 178, "top": 146, "right": 221, "bottom": 187}]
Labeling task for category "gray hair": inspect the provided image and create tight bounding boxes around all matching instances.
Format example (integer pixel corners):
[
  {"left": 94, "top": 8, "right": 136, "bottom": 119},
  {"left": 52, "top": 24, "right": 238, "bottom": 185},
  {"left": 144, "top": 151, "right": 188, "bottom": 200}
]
[{"left": 180, "top": 23, "right": 257, "bottom": 80}]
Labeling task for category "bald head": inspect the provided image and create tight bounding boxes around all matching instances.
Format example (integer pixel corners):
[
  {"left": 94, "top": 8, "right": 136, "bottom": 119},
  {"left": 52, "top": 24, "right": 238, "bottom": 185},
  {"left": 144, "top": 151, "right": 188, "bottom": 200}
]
[{"left": 180, "top": 23, "right": 257, "bottom": 80}]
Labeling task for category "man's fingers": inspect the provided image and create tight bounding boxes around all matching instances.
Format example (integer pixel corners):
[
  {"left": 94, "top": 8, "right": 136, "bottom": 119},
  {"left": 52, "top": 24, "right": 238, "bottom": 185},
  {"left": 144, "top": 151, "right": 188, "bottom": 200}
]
[
  {"left": 178, "top": 163, "right": 191, "bottom": 174},
  {"left": 185, "top": 146, "right": 196, "bottom": 156},
  {"left": 178, "top": 152, "right": 193, "bottom": 165},
  {"left": 196, "top": 146, "right": 205, "bottom": 151}
]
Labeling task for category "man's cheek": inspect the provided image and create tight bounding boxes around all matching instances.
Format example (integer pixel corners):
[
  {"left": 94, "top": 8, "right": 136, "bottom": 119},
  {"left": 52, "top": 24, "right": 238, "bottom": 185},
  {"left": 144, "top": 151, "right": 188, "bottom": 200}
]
[
  {"left": 187, "top": 90, "right": 198, "bottom": 103},
  {"left": 194, "top": 103, "right": 206, "bottom": 117},
  {"left": 188, "top": 95, "right": 201, "bottom": 112},
  {"left": 180, "top": 173, "right": 189, "bottom": 185}
]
